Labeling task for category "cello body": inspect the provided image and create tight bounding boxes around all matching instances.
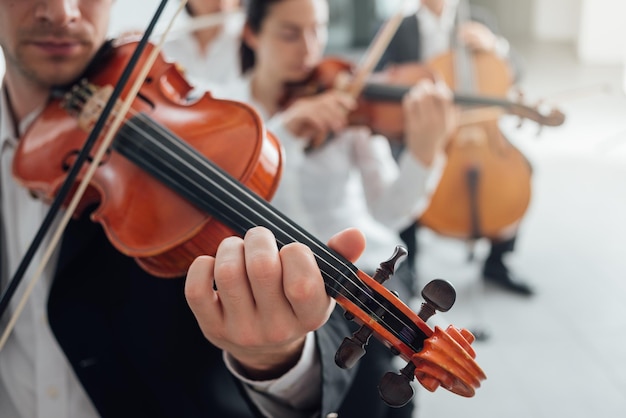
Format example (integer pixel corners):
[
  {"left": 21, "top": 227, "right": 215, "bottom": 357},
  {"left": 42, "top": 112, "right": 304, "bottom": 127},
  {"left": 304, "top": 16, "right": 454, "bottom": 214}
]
[{"left": 418, "top": 48, "right": 532, "bottom": 240}]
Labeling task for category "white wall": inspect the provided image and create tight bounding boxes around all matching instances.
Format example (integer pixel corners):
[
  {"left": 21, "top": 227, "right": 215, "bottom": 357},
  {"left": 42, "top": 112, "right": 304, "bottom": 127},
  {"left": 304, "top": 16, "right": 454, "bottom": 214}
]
[
  {"left": 531, "top": 0, "right": 581, "bottom": 41},
  {"left": 577, "top": 0, "right": 626, "bottom": 64},
  {"left": 528, "top": 0, "right": 626, "bottom": 65}
]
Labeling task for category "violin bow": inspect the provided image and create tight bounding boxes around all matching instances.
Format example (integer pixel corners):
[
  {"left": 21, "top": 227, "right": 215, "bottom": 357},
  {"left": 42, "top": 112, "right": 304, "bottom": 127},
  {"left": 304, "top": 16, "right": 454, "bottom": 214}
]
[
  {"left": 343, "top": 0, "right": 411, "bottom": 99},
  {"left": 0, "top": 0, "right": 187, "bottom": 350}
]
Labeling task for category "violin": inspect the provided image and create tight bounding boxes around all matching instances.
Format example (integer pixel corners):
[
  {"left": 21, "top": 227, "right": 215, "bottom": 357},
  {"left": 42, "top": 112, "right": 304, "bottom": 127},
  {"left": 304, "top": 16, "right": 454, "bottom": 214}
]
[
  {"left": 280, "top": 56, "right": 564, "bottom": 144},
  {"left": 13, "top": 38, "right": 485, "bottom": 405}
]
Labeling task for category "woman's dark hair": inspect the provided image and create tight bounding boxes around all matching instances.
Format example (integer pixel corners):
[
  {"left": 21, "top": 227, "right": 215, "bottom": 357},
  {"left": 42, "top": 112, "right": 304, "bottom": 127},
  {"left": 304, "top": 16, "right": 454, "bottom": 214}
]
[{"left": 240, "top": 0, "right": 283, "bottom": 74}]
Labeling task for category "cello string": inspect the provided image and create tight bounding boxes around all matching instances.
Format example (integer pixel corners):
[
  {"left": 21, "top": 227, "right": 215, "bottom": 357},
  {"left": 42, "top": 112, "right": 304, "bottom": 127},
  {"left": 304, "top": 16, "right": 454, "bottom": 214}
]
[{"left": 0, "top": 0, "right": 188, "bottom": 351}]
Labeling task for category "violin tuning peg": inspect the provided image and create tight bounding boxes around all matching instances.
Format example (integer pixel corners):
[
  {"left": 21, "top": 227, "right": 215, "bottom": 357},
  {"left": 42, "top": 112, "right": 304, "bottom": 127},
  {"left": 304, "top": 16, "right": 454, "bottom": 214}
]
[
  {"left": 378, "top": 362, "right": 416, "bottom": 407},
  {"left": 335, "top": 325, "right": 373, "bottom": 369},
  {"left": 417, "top": 279, "right": 456, "bottom": 322},
  {"left": 372, "top": 245, "right": 408, "bottom": 284}
]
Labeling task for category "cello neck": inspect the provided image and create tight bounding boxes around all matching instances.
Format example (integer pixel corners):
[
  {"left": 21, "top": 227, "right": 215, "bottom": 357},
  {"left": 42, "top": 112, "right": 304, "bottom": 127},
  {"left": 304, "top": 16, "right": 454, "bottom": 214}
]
[{"left": 452, "top": 0, "right": 476, "bottom": 93}]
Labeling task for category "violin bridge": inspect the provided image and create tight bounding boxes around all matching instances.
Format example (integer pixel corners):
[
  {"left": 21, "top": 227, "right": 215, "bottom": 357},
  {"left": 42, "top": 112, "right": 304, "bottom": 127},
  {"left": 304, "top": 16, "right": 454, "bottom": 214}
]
[{"left": 61, "top": 81, "right": 119, "bottom": 133}]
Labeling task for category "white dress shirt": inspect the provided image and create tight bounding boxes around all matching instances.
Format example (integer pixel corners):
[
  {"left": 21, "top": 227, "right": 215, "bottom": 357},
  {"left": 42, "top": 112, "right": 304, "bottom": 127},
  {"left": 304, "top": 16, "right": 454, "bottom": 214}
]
[
  {"left": 416, "top": 0, "right": 459, "bottom": 61},
  {"left": 161, "top": 11, "right": 244, "bottom": 86},
  {"left": 0, "top": 88, "right": 99, "bottom": 418},
  {"left": 416, "top": 0, "right": 509, "bottom": 61}
]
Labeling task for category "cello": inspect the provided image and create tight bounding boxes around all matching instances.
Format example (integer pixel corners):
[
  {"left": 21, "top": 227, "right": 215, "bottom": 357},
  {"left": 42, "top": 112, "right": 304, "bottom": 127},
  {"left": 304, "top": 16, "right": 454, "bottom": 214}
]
[{"left": 418, "top": 0, "right": 535, "bottom": 242}]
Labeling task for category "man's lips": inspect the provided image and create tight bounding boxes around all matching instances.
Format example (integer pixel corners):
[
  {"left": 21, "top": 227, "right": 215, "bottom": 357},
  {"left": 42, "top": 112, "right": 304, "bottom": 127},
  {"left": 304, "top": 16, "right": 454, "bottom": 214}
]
[{"left": 27, "top": 39, "right": 85, "bottom": 56}]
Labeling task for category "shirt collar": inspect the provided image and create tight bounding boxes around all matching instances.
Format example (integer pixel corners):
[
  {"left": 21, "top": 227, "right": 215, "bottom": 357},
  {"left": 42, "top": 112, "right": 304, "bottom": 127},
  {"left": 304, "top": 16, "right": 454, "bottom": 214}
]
[
  {"left": 0, "top": 85, "right": 17, "bottom": 148},
  {"left": 1, "top": 83, "right": 46, "bottom": 148}
]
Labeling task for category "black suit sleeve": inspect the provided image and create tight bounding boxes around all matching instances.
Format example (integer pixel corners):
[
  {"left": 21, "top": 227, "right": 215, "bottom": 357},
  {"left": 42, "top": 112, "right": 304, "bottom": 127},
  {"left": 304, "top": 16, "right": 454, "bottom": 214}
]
[{"left": 318, "top": 307, "right": 415, "bottom": 418}]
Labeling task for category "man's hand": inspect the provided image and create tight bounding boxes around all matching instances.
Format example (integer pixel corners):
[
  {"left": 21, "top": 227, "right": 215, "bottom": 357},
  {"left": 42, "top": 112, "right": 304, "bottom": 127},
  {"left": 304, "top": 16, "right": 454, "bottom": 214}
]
[{"left": 185, "top": 226, "right": 366, "bottom": 380}]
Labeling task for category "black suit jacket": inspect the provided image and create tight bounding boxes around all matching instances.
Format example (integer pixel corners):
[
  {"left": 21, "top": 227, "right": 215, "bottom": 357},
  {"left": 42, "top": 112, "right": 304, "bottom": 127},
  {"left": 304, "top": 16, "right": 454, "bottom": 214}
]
[{"left": 46, "top": 213, "right": 414, "bottom": 418}]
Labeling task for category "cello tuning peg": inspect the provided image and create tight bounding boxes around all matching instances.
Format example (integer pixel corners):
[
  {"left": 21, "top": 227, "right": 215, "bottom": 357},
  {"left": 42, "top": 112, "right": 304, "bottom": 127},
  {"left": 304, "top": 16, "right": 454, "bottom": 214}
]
[
  {"left": 372, "top": 245, "right": 408, "bottom": 284},
  {"left": 378, "top": 362, "right": 416, "bottom": 408},
  {"left": 417, "top": 279, "right": 456, "bottom": 322},
  {"left": 335, "top": 325, "right": 373, "bottom": 369}
]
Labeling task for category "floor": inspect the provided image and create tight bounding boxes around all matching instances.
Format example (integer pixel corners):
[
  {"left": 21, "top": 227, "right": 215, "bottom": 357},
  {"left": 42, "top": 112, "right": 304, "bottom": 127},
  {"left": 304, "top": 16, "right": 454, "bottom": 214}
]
[{"left": 406, "top": 41, "right": 626, "bottom": 417}]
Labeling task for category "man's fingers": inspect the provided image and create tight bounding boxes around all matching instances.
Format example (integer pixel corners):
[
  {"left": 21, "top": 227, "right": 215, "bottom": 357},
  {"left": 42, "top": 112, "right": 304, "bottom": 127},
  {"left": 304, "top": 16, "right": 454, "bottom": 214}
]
[
  {"left": 326, "top": 227, "right": 367, "bottom": 263},
  {"left": 185, "top": 255, "right": 224, "bottom": 332}
]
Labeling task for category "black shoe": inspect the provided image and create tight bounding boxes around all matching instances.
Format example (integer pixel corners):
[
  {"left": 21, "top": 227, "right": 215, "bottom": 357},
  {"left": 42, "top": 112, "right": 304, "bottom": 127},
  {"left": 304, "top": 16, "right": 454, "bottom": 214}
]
[{"left": 483, "top": 259, "right": 535, "bottom": 297}]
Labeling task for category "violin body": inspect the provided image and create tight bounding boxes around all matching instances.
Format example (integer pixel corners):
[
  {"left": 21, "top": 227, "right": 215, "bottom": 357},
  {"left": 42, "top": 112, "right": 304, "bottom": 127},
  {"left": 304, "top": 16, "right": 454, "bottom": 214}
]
[
  {"left": 13, "top": 41, "right": 283, "bottom": 278},
  {"left": 418, "top": 50, "right": 532, "bottom": 240}
]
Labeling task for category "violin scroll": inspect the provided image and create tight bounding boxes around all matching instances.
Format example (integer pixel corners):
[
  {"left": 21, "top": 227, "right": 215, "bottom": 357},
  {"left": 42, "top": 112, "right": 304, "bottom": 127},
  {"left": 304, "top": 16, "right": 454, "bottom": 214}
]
[
  {"left": 506, "top": 98, "right": 566, "bottom": 128},
  {"left": 377, "top": 278, "right": 484, "bottom": 407},
  {"left": 334, "top": 247, "right": 486, "bottom": 407},
  {"left": 412, "top": 325, "right": 486, "bottom": 397}
]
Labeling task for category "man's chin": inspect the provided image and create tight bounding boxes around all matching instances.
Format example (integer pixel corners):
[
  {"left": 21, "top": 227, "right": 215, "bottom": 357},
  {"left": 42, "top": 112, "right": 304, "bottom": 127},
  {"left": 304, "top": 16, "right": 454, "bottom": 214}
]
[{"left": 32, "top": 62, "right": 90, "bottom": 89}]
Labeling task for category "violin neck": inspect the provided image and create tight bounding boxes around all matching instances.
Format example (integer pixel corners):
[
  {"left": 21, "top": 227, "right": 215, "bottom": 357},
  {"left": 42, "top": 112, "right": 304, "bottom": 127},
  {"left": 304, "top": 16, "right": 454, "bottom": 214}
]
[{"left": 361, "top": 83, "right": 514, "bottom": 110}]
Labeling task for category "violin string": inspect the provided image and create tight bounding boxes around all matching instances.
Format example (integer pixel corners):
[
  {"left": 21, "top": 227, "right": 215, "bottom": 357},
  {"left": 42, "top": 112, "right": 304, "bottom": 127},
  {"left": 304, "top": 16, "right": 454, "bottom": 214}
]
[
  {"left": 110, "top": 111, "right": 425, "bottom": 350},
  {"left": 0, "top": 0, "right": 190, "bottom": 351}
]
